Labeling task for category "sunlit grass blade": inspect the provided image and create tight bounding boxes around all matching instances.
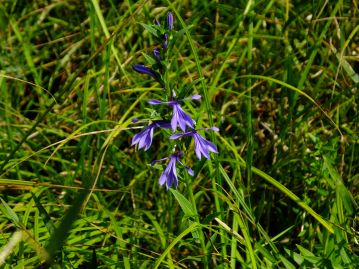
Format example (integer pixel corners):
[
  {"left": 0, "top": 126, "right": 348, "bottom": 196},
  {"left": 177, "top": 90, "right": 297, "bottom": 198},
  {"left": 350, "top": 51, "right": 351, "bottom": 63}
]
[
  {"left": 239, "top": 74, "right": 342, "bottom": 136},
  {"left": 248, "top": 165, "right": 334, "bottom": 233},
  {"left": 154, "top": 222, "right": 199, "bottom": 269},
  {"left": 0, "top": 231, "right": 22, "bottom": 266}
]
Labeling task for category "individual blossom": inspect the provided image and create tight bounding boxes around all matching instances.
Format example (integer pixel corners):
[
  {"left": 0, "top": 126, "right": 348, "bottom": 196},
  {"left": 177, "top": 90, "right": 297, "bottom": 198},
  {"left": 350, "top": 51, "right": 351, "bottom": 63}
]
[
  {"left": 148, "top": 94, "right": 201, "bottom": 132},
  {"left": 167, "top": 12, "right": 173, "bottom": 30},
  {"left": 170, "top": 127, "right": 219, "bottom": 160},
  {"left": 132, "top": 64, "right": 165, "bottom": 88},
  {"left": 132, "top": 64, "right": 158, "bottom": 79},
  {"left": 152, "top": 152, "right": 194, "bottom": 189},
  {"left": 132, "top": 120, "right": 171, "bottom": 151}
]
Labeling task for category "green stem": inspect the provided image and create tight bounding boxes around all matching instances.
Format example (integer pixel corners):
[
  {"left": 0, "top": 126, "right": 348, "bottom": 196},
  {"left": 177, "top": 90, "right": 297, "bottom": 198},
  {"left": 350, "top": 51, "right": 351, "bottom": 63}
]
[
  {"left": 246, "top": 11, "right": 254, "bottom": 189},
  {"left": 185, "top": 173, "right": 209, "bottom": 268},
  {"left": 166, "top": 2, "right": 226, "bottom": 263}
]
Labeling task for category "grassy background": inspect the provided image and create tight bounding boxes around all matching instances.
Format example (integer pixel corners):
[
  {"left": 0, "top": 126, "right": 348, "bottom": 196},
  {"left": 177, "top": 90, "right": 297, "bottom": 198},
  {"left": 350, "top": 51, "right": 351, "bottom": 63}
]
[{"left": 0, "top": 0, "right": 358, "bottom": 268}]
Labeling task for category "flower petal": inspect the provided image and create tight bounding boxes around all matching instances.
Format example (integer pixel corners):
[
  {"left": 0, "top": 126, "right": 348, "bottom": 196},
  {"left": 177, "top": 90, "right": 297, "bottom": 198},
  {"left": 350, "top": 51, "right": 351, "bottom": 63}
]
[
  {"left": 171, "top": 108, "right": 179, "bottom": 131},
  {"left": 137, "top": 128, "right": 151, "bottom": 150},
  {"left": 203, "top": 139, "right": 218, "bottom": 153},
  {"left": 151, "top": 156, "right": 169, "bottom": 166},
  {"left": 132, "top": 64, "right": 156, "bottom": 77},
  {"left": 131, "top": 124, "right": 156, "bottom": 151},
  {"left": 133, "top": 64, "right": 165, "bottom": 88},
  {"left": 148, "top": 99, "right": 164, "bottom": 105},
  {"left": 131, "top": 132, "right": 142, "bottom": 146},
  {"left": 155, "top": 120, "right": 171, "bottom": 129},
  {"left": 170, "top": 133, "right": 186, "bottom": 140},
  {"left": 186, "top": 167, "right": 194, "bottom": 176},
  {"left": 193, "top": 133, "right": 213, "bottom": 159},
  {"left": 191, "top": 94, "right": 201, "bottom": 100},
  {"left": 144, "top": 127, "right": 155, "bottom": 151},
  {"left": 165, "top": 158, "right": 178, "bottom": 189},
  {"left": 172, "top": 104, "right": 195, "bottom": 131},
  {"left": 131, "top": 126, "right": 150, "bottom": 147},
  {"left": 179, "top": 94, "right": 201, "bottom": 102},
  {"left": 159, "top": 171, "right": 167, "bottom": 186},
  {"left": 194, "top": 138, "right": 205, "bottom": 159}
]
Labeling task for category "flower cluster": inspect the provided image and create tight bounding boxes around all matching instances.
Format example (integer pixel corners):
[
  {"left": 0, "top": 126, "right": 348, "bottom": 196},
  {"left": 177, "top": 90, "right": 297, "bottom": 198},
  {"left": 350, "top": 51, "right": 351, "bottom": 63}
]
[{"left": 132, "top": 12, "right": 218, "bottom": 189}]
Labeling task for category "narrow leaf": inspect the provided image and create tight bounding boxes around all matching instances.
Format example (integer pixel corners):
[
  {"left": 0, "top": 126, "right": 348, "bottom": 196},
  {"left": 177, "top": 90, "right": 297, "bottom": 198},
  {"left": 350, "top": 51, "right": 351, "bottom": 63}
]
[
  {"left": 0, "top": 198, "right": 21, "bottom": 227},
  {"left": 169, "top": 188, "right": 196, "bottom": 217},
  {"left": 139, "top": 23, "right": 159, "bottom": 37},
  {"left": 154, "top": 222, "right": 198, "bottom": 269}
]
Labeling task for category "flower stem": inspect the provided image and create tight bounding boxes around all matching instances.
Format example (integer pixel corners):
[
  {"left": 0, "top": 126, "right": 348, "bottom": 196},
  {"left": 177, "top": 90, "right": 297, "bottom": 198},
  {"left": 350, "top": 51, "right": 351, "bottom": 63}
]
[{"left": 184, "top": 172, "right": 209, "bottom": 268}]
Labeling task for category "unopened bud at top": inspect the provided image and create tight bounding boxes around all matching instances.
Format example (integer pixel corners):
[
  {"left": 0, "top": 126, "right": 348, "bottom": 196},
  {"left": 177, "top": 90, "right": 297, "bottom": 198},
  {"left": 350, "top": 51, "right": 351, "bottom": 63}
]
[{"left": 167, "top": 12, "right": 173, "bottom": 30}]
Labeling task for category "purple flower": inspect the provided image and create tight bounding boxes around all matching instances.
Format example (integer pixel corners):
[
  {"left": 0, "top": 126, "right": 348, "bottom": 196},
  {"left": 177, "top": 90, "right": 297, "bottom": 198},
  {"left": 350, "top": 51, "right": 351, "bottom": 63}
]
[
  {"left": 152, "top": 152, "right": 194, "bottom": 189},
  {"left": 148, "top": 94, "right": 201, "bottom": 132},
  {"left": 170, "top": 127, "right": 219, "bottom": 160},
  {"left": 167, "top": 12, "right": 173, "bottom": 30},
  {"left": 133, "top": 64, "right": 157, "bottom": 78},
  {"left": 132, "top": 64, "right": 165, "bottom": 88},
  {"left": 132, "top": 120, "right": 171, "bottom": 151}
]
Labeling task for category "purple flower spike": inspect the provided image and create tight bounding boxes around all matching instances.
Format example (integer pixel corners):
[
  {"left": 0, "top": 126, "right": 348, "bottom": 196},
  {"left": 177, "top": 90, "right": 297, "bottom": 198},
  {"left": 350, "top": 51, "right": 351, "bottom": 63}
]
[
  {"left": 154, "top": 152, "right": 193, "bottom": 189},
  {"left": 148, "top": 95, "right": 201, "bottom": 132},
  {"left": 132, "top": 120, "right": 171, "bottom": 151},
  {"left": 167, "top": 12, "right": 173, "bottom": 30},
  {"left": 170, "top": 129, "right": 219, "bottom": 160}
]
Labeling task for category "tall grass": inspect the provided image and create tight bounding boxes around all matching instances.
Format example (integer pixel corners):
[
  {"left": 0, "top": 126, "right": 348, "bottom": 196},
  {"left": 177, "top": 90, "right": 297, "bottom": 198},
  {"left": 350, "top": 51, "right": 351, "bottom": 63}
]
[{"left": 0, "top": 1, "right": 358, "bottom": 268}]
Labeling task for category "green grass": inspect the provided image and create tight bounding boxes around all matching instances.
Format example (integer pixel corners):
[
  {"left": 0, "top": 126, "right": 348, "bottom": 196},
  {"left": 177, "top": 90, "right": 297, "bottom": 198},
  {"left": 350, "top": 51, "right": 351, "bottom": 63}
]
[{"left": 0, "top": 0, "right": 358, "bottom": 268}]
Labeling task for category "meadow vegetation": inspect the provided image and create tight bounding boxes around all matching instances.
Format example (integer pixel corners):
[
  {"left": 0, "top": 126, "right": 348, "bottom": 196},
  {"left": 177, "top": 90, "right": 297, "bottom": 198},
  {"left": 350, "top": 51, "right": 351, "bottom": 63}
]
[{"left": 0, "top": 0, "right": 358, "bottom": 268}]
